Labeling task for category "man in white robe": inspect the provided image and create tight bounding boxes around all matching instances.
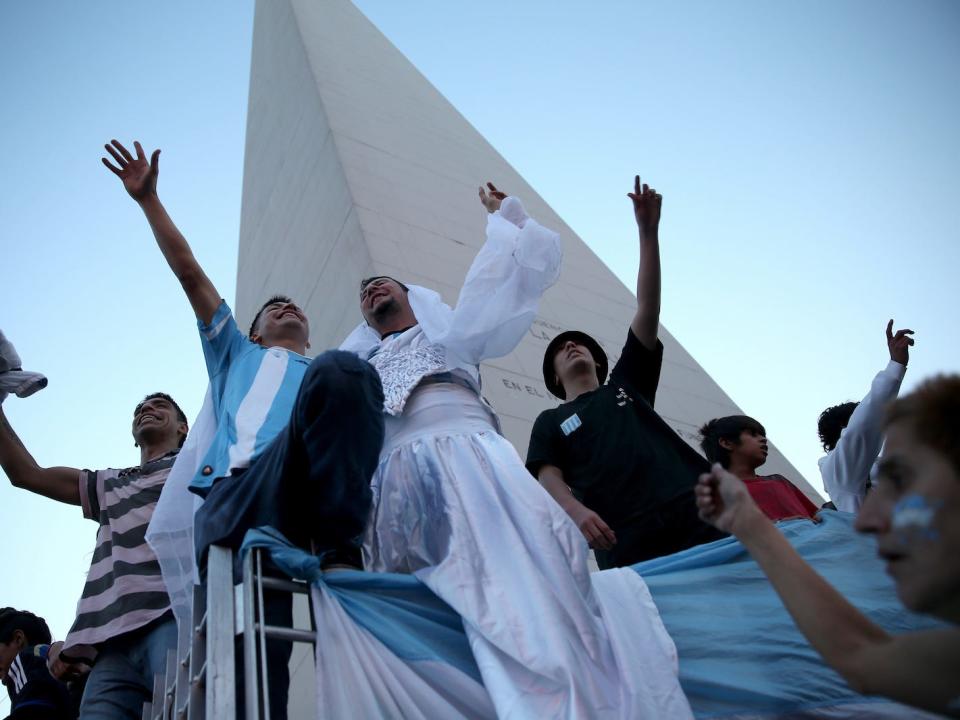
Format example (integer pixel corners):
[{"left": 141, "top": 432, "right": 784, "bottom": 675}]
[{"left": 340, "top": 184, "right": 692, "bottom": 719}]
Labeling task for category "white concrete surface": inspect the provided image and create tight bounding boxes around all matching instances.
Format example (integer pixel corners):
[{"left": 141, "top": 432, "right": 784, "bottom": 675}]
[
  {"left": 236, "top": 0, "right": 820, "bottom": 714},
  {"left": 237, "top": 0, "right": 814, "bottom": 497}
]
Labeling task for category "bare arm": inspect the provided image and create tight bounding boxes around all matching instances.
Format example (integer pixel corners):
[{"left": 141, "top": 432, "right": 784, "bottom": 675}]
[
  {"left": 102, "top": 140, "right": 220, "bottom": 324},
  {"left": 627, "top": 176, "right": 662, "bottom": 349},
  {"left": 696, "top": 465, "right": 960, "bottom": 715},
  {"left": 538, "top": 464, "right": 616, "bottom": 550},
  {"left": 0, "top": 406, "right": 80, "bottom": 505}
]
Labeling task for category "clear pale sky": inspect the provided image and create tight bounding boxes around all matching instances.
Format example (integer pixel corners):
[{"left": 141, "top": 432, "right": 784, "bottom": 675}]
[{"left": 1, "top": 0, "right": 958, "bottom": 679}]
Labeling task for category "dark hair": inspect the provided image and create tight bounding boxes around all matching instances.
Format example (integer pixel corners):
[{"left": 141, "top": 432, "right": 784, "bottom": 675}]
[
  {"left": 699, "top": 415, "right": 766, "bottom": 468},
  {"left": 885, "top": 374, "right": 960, "bottom": 477},
  {"left": 248, "top": 295, "right": 295, "bottom": 338},
  {"left": 135, "top": 392, "right": 189, "bottom": 448},
  {"left": 359, "top": 276, "right": 409, "bottom": 294},
  {"left": 0, "top": 607, "right": 52, "bottom": 645},
  {"left": 817, "top": 402, "right": 858, "bottom": 452}
]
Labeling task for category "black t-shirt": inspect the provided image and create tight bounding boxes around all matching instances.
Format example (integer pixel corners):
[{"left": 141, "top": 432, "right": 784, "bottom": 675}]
[{"left": 526, "top": 330, "right": 709, "bottom": 531}]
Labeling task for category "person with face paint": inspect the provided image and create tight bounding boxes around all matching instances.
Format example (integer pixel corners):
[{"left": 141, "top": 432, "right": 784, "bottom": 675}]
[
  {"left": 340, "top": 184, "right": 693, "bottom": 719},
  {"left": 103, "top": 139, "right": 385, "bottom": 719},
  {"left": 695, "top": 375, "right": 960, "bottom": 718},
  {"left": 1, "top": 391, "right": 188, "bottom": 719}
]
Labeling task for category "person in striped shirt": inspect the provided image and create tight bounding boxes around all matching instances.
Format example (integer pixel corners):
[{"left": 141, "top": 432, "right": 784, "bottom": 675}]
[
  {"left": 104, "top": 139, "right": 384, "bottom": 720},
  {"left": 0, "top": 392, "right": 188, "bottom": 719}
]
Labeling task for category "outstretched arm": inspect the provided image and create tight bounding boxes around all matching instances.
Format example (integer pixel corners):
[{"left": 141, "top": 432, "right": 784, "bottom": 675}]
[
  {"left": 628, "top": 175, "right": 662, "bottom": 350},
  {"left": 480, "top": 181, "right": 531, "bottom": 228},
  {"left": 696, "top": 464, "right": 960, "bottom": 715},
  {"left": 822, "top": 320, "right": 914, "bottom": 511},
  {"left": 0, "top": 406, "right": 80, "bottom": 505},
  {"left": 102, "top": 140, "right": 220, "bottom": 324},
  {"left": 538, "top": 464, "right": 616, "bottom": 550}
]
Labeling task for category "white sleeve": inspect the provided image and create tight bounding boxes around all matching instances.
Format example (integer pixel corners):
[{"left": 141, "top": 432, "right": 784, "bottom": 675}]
[
  {"left": 820, "top": 360, "right": 906, "bottom": 512},
  {"left": 426, "top": 197, "right": 562, "bottom": 365}
]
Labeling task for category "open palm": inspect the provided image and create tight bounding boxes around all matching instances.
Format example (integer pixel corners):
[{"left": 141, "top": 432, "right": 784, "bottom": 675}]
[
  {"left": 478, "top": 181, "right": 507, "bottom": 213},
  {"left": 102, "top": 139, "right": 160, "bottom": 200}
]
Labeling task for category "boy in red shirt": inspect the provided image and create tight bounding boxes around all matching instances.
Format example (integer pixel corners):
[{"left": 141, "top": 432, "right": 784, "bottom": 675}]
[{"left": 699, "top": 415, "right": 818, "bottom": 521}]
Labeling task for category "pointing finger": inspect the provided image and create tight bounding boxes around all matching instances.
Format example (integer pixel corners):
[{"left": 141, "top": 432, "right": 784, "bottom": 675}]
[
  {"left": 150, "top": 148, "right": 160, "bottom": 173},
  {"left": 134, "top": 141, "right": 145, "bottom": 161},
  {"left": 886, "top": 319, "right": 893, "bottom": 341}
]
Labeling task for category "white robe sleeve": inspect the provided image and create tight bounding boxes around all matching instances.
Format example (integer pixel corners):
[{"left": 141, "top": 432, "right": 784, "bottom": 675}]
[
  {"left": 819, "top": 360, "right": 906, "bottom": 513},
  {"left": 420, "top": 196, "right": 561, "bottom": 365}
]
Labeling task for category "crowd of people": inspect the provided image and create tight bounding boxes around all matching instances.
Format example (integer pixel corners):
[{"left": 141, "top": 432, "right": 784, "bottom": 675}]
[{"left": 1, "top": 140, "right": 957, "bottom": 719}]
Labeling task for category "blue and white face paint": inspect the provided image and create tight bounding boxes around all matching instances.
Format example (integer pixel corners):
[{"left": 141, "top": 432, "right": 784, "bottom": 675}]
[{"left": 891, "top": 494, "right": 942, "bottom": 544}]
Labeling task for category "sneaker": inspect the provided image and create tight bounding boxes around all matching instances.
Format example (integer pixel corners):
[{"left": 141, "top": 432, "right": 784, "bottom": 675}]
[
  {"left": 0, "top": 369, "right": 48, "bottom": 399},
  {"left": 0, "top": 330, "right": 22, "bottom": 375}
]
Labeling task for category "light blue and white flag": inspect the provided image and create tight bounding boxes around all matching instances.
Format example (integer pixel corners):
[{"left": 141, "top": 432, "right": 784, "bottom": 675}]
[{"left": 243, "top": 512, "right": 939, "bottom": 719}]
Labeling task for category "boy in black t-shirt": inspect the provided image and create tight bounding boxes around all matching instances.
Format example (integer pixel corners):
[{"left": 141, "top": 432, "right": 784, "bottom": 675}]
[{"left": 526, "top": 176, "right": 724, "bottom": 569}]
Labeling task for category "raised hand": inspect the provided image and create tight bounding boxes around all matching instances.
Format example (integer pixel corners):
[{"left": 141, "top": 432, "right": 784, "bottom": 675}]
[
  {"left": 102, "top": 140, "right": 160, "bottom": 201},
  {"left": 478, "top": 181, "right": 507, "bottom": 214},
  {"left": 695, "top": 463, "right": 763, "bottom": 535},
  {"left": 886, "top": 319, "right": 915, "bottom": 366},
  {"left": 569, "top": 504, "right": 617, "bottom": 550},
  {"left": 627, "top": 175, "right": 662, "bottom": 236}
]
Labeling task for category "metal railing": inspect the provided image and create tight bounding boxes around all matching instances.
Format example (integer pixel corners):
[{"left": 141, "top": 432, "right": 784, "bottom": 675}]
[{"left": 141, "top": 546, "right": 315, "bottom": 720}]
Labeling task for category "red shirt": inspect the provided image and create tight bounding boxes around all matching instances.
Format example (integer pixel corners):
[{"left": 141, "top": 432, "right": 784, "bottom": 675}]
[{"left": 744, "top": 474, "right": 819, "bottom": 521}]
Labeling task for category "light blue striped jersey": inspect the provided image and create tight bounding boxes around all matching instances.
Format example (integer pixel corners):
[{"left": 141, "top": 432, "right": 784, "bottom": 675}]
[{"left": 190, "top": 301, "right": 310, "bottom": 496}]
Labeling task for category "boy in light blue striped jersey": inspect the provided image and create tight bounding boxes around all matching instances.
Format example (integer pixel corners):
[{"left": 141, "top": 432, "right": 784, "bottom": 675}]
[{"left": 105, "top": 139, "right": 384, "bottom": 719}]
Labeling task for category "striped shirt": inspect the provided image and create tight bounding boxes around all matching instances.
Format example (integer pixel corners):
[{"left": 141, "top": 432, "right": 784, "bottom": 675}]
[
  {"left": 190, "top": 301, "right": 310, "bottom": 495},
  {"left": 63, "top": 451, "right": 178, "bottom": 654}
]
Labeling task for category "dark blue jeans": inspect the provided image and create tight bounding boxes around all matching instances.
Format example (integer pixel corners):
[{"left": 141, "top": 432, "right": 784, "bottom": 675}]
[
  {"left": 194, "top": 350, "right": 384, "bottom": 720},
  {"left": 78, "top": 616, "right": 177, "bottom": 720},
  {"left": 195, "top": 349, "right": 385, "bottom": 567}
]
